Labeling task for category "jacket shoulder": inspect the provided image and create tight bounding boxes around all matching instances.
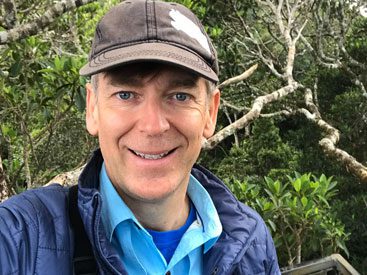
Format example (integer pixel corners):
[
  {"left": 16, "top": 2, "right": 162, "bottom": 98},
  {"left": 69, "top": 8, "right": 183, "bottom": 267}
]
[
  {"left": 0, "top": 184, "right": 69, "bottom": 229},
  {"left": 0, "top": 184, "right": 73, "bottom": 274},
  {"left": 235, "top": 203, "right": 281, "bottom": 274}
]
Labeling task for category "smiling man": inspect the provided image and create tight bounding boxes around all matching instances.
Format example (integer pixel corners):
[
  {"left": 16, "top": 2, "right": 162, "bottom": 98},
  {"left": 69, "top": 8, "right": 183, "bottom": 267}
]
[{"left": 0, "top": 1, "right": 280, "bottom": 274}]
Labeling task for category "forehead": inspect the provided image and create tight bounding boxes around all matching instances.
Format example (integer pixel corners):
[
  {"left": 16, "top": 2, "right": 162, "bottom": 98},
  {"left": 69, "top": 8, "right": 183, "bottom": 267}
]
[{"left": 101, "top": 63, "right": 200, "bottom": 88}]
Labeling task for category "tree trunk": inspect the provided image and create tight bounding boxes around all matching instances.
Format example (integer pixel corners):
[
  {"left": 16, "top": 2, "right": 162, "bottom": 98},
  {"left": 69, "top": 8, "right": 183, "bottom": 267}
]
[
  {"left": 0, "top": 155, "right": 14, "bottom": 202},
  {"left": 296, "top": 231, "right": 302, "bottom": 264}
]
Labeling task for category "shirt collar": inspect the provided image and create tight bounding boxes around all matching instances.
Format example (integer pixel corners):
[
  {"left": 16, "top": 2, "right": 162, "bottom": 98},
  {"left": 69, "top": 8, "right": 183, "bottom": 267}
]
[
  {"left": 187, "top": 175, "right": 222, "bottom": 252},
  {"left": 99, "top": 162, "right": 141, "bottom": 241}
]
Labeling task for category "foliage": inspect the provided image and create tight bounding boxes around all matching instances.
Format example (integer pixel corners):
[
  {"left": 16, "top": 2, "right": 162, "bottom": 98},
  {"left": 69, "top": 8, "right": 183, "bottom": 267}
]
[
  {"left": 206, "top": 118, "right": 301, "bottom": 183},
  {"left": 228, "top": 173, "right": 349, "bottom": 267},
  {"left": 333, "top": 194, "right": 367, "bottom": 274},
  {"left": 1, "top": 0, "right": 366, "bottom": 271},
  {"left": 330, "top": 89, "right": 367, "bottom": 161},
  {"left": 0, "top": 1, "right": 117, "bottom": 188}
]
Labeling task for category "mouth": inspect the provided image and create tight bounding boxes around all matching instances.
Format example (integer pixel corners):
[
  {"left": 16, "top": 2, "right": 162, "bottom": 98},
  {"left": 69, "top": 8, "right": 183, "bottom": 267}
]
[{"left": 129, "top": 148, "right": 176, "bottom": 160}]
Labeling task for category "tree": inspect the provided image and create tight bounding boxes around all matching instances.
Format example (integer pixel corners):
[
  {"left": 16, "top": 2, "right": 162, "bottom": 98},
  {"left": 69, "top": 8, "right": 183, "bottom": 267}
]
[
  {"left": 0, "top": 0, "right": 113, "bottom": 200},
  {"left": 1, "top": 0, "right": 366, "bottom": 269},
  {"left": 200, "top": 0, "right": 367, "bottom": 183},
  {"left": 1, "top": 0, "right": 365, "bottom": 189},
  {"left": 0, "top": 0, "right": 97, "bottom": 45}
]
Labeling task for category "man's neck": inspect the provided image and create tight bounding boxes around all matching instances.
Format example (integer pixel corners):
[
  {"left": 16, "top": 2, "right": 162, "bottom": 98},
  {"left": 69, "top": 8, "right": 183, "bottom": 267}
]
[{"left": 120, "top": 191, "right": 191, "bottom": 232}]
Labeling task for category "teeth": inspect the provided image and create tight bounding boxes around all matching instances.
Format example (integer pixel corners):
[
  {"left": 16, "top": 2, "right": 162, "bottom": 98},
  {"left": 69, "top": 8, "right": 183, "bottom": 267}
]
[{"left": 133, "top": 150, "right": 170, "bottom": 160}]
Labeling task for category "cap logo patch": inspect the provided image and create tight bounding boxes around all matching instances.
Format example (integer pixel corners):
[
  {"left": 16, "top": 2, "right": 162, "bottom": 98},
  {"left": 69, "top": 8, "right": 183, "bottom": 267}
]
[{"left": 169, "top": 9, "right": 211, "bottom": 55}]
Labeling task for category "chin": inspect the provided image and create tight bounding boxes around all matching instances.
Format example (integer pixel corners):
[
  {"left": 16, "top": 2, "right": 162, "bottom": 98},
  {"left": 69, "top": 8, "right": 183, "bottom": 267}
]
[
  {"left": 127, "top": 190, "right": 174, "bottom": 203},
  {"left": 128, "top": 180, "right": 181, "bottom": 202}
]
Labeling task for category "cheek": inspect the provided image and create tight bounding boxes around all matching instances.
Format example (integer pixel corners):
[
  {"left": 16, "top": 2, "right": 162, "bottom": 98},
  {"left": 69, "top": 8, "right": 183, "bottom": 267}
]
[
  {"left": 178, "top": 112, "right": 207, "bottom": 142},
  {"left": 97, "top": 109, "right": 133, "bottom": 141}
]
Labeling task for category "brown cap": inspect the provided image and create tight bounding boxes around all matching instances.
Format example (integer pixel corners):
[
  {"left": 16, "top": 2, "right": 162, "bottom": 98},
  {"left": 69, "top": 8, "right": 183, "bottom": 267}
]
[{"left": 79, "top": 0, "right": 219, "bottom": 82}]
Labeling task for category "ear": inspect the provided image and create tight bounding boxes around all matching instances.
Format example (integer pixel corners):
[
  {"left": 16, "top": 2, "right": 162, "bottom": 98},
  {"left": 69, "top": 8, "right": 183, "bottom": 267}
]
[
  {"left": 85, "top": 83, "right": 99, "bottom": 136},
  {"left": 203, "top": 88, "right": 220, "bottom": 138}
]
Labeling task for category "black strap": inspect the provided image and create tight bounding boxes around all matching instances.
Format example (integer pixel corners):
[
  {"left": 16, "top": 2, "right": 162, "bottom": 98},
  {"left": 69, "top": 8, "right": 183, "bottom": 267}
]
[{"left": 68, "top": 185, "right": 97, "bottom": 275}]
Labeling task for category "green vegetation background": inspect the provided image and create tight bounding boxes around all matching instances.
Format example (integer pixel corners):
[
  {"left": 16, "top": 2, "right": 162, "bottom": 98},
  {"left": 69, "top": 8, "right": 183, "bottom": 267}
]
[{"left": 0, "top": 0, "right": 366, "bottom": 272}]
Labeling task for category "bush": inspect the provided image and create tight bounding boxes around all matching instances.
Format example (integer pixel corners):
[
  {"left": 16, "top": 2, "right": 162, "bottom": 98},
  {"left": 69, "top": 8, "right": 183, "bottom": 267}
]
[
  {"left": 227, "top": 173, "right": 349, "bottom": 267},
  {"left": 213, "top": 118, "right": 301, "bottom": 182}
]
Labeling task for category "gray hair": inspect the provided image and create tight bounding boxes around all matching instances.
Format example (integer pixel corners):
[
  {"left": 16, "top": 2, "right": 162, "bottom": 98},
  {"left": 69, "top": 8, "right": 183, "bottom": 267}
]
[
  {"left": 205, "top": 80, "right": 217, "bottom": 97},
  {"left": 91, "top": 74, "right": 99, "bottom": 93}
]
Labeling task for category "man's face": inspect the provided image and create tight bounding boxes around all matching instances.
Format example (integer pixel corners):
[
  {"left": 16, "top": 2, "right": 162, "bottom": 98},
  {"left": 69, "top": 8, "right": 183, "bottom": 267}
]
[{"left": 85, "top": 64, "right": 220, "bottom": 203}]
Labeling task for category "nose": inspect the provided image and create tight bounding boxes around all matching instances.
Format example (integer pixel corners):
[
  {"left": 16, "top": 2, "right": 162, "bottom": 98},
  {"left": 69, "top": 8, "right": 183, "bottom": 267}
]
[{"left": 137, "top": 98, "right": 170, "bottom": 136}]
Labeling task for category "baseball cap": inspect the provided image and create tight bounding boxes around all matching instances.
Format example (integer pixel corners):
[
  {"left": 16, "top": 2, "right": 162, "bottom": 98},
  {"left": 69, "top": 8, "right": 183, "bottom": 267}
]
[{"left": 79, "top": 0, "right": 219, "bottom": 82}]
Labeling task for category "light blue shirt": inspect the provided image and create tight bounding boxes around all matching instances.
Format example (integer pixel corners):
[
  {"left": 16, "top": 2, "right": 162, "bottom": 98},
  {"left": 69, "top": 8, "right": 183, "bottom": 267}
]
[{"left": 99, "top": 163, "right": 222, "bottom": 275}]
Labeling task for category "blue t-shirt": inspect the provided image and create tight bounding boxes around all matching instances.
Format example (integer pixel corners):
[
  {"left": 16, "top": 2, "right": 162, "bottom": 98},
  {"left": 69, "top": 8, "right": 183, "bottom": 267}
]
[{"left": 147, "top": 202, "right": 196, "bottom": 263}]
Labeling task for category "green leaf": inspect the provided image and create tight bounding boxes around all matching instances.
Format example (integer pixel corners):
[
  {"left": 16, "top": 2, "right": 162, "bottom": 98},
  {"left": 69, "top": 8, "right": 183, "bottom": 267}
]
[
  {"left": 1, "top": 124, "right": 16, "bottom": 139},
  {"left": 310, "top": 181, "right": 320, "bottom": 189},
  {"left": 75, "top": 87, "right": 86, "bottom": 112},
  {"left": 336, "top": 240, "right": 349, "bottom": 258},
  {"left": 327, "top": 179, "right": 337, "bottom": 191},
  {"left": 1, "top": 125, "right": 10, "bottom": 136},
  {"left": 54, "top": 56, "right": 64, "bottom": 71},
  {"left": 263, "top": 201, "right": 272, "bottom": 211},
  {"left": 301, "top": 196, "right": 308, "bottom": 208},
  {"left": 320, "top": 174, "right": 327, "bottom": 183},
  {"left": 274, "top": 180, "right": 281, "bottom": 195},
  {"left": 293, "top": 178, "right": 301, "bottom": 192},
  {"left": 9, "top": 61, "right": 22, "bottom": 77},
  {"left": 317, "top": 195, "right": 330, "bottom": 207},
  {"left": 267, "top": 219, "right": 276, "bottom": 232},
  {"left": 38, "top": 68, "right": 55, "bottom": 74},
  {"left": 305, "top": 209, "right": 313, "bottom": 219},
  {"left": 292, "top": 197, "right": 297, "bottom": 207}
]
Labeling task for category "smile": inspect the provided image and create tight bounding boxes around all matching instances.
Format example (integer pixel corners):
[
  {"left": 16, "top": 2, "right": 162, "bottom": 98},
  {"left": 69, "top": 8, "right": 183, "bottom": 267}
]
[{"left": 130, "top": 149, "right": 175, "bottom": 160}]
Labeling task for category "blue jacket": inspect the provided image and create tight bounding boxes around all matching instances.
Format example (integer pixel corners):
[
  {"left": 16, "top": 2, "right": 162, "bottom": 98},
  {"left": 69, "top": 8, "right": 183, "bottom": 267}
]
[{"left": 0, "top": 150, "right": 280, "bottom": 274}]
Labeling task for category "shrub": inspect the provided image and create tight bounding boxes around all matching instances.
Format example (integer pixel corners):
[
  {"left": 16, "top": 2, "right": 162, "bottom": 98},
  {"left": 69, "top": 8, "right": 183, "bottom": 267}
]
[{"left": 227, "top": 173, "right": 349, "bottom": 267}]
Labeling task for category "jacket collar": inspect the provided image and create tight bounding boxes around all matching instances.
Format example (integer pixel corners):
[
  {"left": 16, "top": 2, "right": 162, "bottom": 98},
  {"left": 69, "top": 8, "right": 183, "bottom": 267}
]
[
  {"left": 192, "top": 164, "right": 259, "bottom": 274},
  {"left": 77, "top": 149, "right": 257, "bottom": 274},
  {"left": 78, "top": 149, "right": 126, "bottom": 274}
]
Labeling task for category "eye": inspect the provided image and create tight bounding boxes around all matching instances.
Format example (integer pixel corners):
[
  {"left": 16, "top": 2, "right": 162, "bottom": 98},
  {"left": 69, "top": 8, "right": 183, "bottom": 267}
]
[
  {"left": 116, "top": 91, "right": 134, "bottom": 100},
  {"left": 174, "top": 93, "right": 191, "bottom": 101}
]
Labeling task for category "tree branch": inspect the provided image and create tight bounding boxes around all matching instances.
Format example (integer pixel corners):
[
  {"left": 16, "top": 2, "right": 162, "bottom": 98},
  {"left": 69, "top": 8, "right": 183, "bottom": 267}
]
[
  {"left": 46, "top": 164, "right": 85, "bottom": 187},
  {"left": 299, "top": 108, "right": 367, "bottom": 183},
  {"left": 221, "top": 98, "right": 248, "bottom": 113},
  {"left": 1, "top": 0, "right": 17, "bottom": 29},
  {"left": 203, "top": 83, "right": 299, "bottom": 150},
  {"left": 217, "top": 64, "right": 258, "bottom": 89},
  {"left": 0, "top": 155, "right": 15, "bottom": 202},
  {"left": 0, "top": 0, "right": 97, "bottom": 44},
  {"left": 298, "top": 87, "right": 367, "bottom": 183}
]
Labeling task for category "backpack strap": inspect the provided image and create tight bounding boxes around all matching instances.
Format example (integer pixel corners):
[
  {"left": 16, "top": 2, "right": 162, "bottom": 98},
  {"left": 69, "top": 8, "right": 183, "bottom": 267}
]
[{"left": 68, "top": 185, "right": 97, "bottom": 275}]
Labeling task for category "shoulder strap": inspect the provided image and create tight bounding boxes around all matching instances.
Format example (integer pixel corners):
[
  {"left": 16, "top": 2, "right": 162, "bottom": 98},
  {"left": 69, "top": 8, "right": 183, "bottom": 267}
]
[{"left": 68, "top": 185, "right": 97, "bottom": 275}]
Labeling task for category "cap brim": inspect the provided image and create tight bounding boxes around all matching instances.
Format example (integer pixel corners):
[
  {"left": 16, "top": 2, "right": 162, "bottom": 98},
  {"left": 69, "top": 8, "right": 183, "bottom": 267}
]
[{"left": 79, "top": 42, "right": 218, "bottom": 82}]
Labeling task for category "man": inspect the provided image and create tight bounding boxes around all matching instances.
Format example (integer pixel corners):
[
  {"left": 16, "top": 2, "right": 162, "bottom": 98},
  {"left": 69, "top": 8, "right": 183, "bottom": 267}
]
[{"left": 0, "top": 0, "right": 280, "bottom": 274}]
